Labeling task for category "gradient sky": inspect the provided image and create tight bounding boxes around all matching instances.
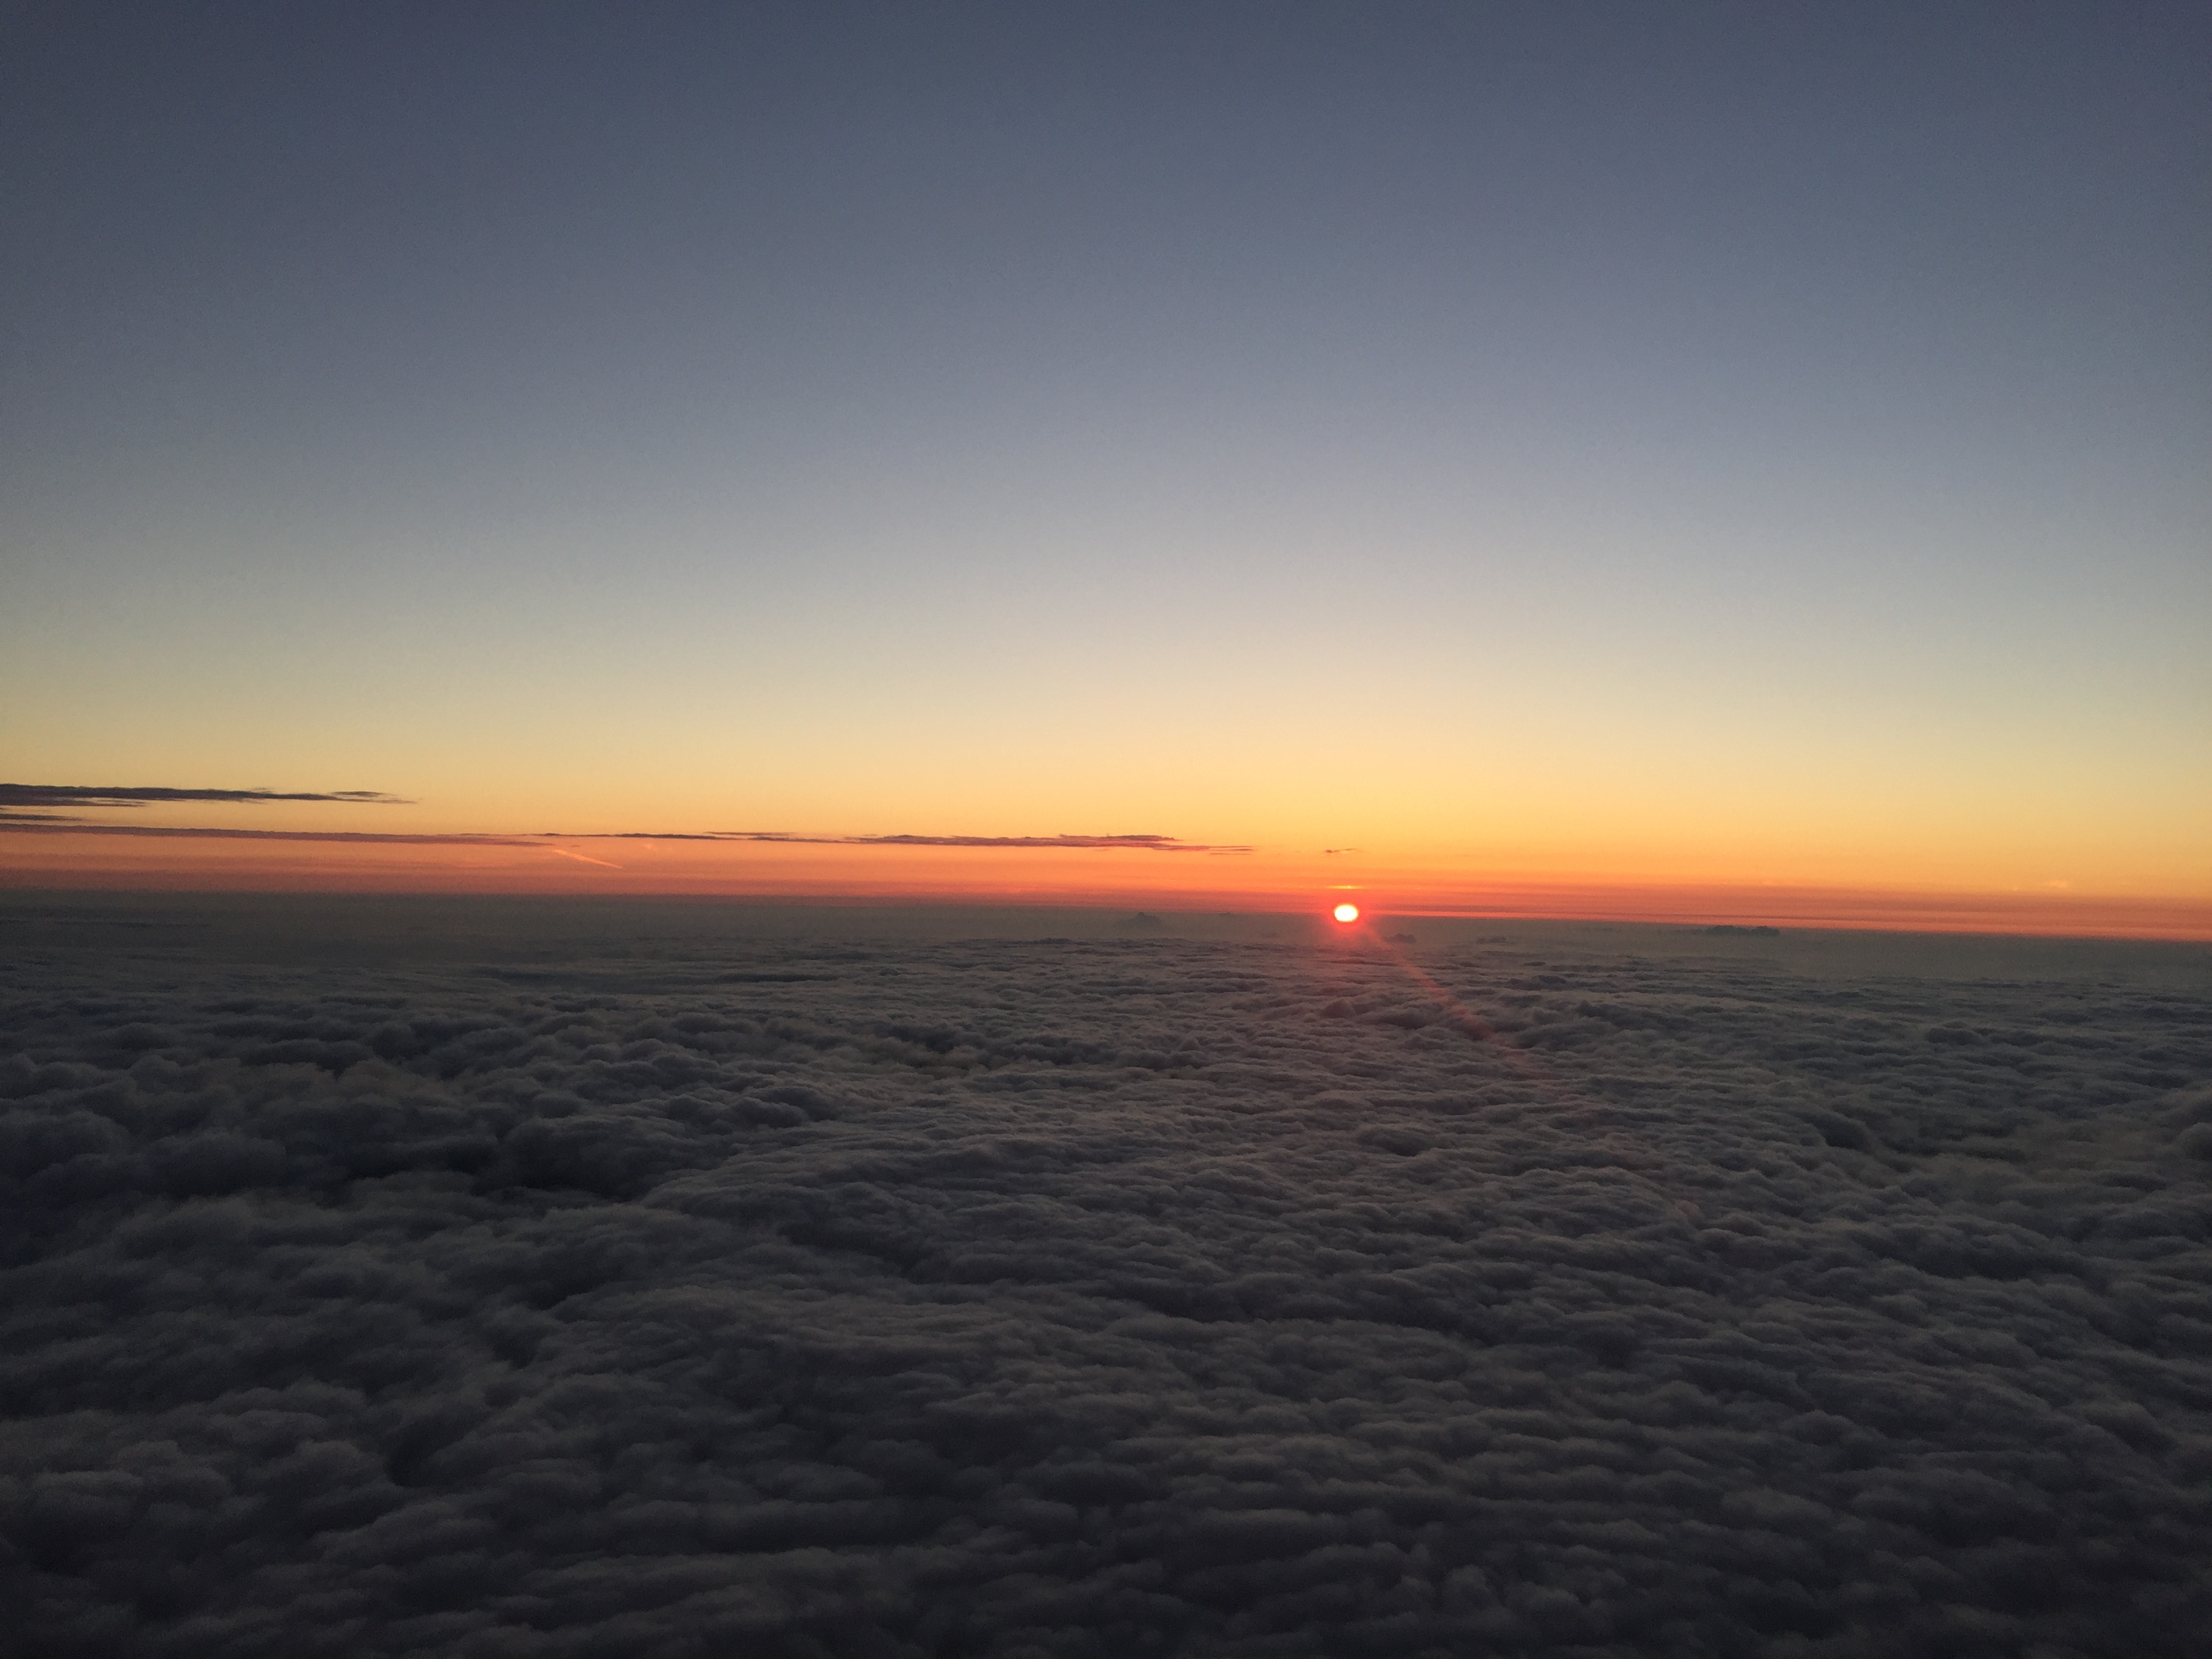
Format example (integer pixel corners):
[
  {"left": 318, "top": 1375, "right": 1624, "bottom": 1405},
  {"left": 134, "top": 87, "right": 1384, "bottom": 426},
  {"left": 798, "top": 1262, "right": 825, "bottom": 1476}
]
[{"left": 4, "top": 3, "right": 2207, "bottom": 911}]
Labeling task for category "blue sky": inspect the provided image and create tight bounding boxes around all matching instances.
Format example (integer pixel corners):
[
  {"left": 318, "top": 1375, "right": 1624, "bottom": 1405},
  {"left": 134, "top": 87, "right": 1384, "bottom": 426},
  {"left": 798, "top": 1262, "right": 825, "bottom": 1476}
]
[{"left": 5, "top": 3, "right": 2207, "bottom": 896}]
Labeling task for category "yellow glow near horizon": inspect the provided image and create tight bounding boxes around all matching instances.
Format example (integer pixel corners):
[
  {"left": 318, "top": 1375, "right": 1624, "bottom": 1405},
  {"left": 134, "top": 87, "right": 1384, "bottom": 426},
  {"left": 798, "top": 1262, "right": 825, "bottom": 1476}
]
[{"left": 5, "top": 828, "right": 2211, "bottom": 937}]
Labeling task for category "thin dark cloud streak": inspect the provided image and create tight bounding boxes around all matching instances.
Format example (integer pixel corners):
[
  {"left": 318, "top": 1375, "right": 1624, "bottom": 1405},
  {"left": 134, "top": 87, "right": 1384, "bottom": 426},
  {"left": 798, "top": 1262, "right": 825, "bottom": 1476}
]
[
  {"left": 0, "top": 821, "right": 1248, "bottom": 853},
  {"left": 718, "top": 832, "right": 1250, "bottom": 853},
  {"left": 0, "top": 785, "right": 411, "bottom": 807},
  {"left": 0, "top": 823, "right": 537, "bottom": 846}
]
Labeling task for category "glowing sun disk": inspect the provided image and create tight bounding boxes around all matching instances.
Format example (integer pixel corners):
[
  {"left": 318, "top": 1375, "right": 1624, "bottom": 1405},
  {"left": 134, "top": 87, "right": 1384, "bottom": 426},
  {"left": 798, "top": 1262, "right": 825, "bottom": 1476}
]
[{"left": 1333, "top": 903, "right": 1360, "bottom": 923}]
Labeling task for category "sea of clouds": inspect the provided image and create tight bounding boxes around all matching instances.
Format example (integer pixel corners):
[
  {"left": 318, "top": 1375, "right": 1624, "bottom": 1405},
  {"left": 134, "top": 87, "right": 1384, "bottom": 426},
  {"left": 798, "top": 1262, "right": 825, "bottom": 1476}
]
[{"left": 3, "top": 897, "right": 2208, "bottom": 1657}]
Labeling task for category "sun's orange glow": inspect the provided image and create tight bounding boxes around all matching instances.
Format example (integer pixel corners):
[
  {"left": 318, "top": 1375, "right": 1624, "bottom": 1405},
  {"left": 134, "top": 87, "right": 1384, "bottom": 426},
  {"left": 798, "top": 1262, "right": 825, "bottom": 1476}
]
[
  {"left": 1333, "top": 903, "right": 1360, "bottom": 923},
  {"left": 4, "top": 827, "right": 2211, "bottom": 939}
]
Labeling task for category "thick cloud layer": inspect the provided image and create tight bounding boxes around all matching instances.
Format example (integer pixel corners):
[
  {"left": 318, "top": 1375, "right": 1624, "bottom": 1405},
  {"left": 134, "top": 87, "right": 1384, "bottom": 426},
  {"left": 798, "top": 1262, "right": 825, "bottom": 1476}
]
[{"left": 3, "top": 902, "right": 2208, "bottom": 1656}]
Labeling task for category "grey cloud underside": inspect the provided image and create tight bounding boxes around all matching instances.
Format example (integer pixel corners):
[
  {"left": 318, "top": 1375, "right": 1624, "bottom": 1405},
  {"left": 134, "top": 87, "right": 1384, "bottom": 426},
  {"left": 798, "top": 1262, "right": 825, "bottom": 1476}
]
[
  {"left": 3, "top": 912, "right": 2209, "bottom": 1657},
  {"left": 0, "top": 785, "right": 410, "bottom": 808}
]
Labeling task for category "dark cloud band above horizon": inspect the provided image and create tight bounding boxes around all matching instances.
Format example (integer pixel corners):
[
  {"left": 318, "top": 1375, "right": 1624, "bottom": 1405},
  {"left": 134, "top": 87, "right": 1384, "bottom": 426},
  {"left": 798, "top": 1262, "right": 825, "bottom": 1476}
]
[
  {"left": 739, "top": 832, "right": 1249, "bottom": 853},
  {"left": 0, "top": 785, "right": 411, "bottom": 808},
  {"left": 0, "top": 820, "right": 1248, "bottom": 853}
]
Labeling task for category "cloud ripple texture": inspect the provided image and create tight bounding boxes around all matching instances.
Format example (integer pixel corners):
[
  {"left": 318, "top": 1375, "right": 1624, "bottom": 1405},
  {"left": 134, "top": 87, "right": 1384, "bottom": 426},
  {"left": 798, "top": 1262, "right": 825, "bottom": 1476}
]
[{"left": 2, "top": 907, "right": 2209, "bottom": 1657}]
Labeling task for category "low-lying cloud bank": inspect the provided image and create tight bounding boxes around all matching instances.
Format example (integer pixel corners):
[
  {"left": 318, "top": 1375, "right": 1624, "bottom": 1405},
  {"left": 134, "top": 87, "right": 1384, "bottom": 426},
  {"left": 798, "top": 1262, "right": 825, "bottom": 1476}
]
[{"left": 2, "top": 907, "right": 2207, "bottom": 1656}]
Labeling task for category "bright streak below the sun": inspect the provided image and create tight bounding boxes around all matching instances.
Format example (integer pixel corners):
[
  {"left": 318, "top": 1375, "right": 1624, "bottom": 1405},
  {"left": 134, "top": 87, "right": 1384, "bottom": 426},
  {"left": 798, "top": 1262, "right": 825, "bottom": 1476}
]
[{"left": 1333, "top": 903, "right": 1359, "bottom": 923}]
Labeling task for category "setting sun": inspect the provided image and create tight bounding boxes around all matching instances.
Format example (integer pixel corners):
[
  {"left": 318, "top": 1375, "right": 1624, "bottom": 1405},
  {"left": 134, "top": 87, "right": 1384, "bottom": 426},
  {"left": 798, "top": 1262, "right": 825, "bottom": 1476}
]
[{"left": 1332, "top": 903, "right": 1359, "bottom": 923}]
